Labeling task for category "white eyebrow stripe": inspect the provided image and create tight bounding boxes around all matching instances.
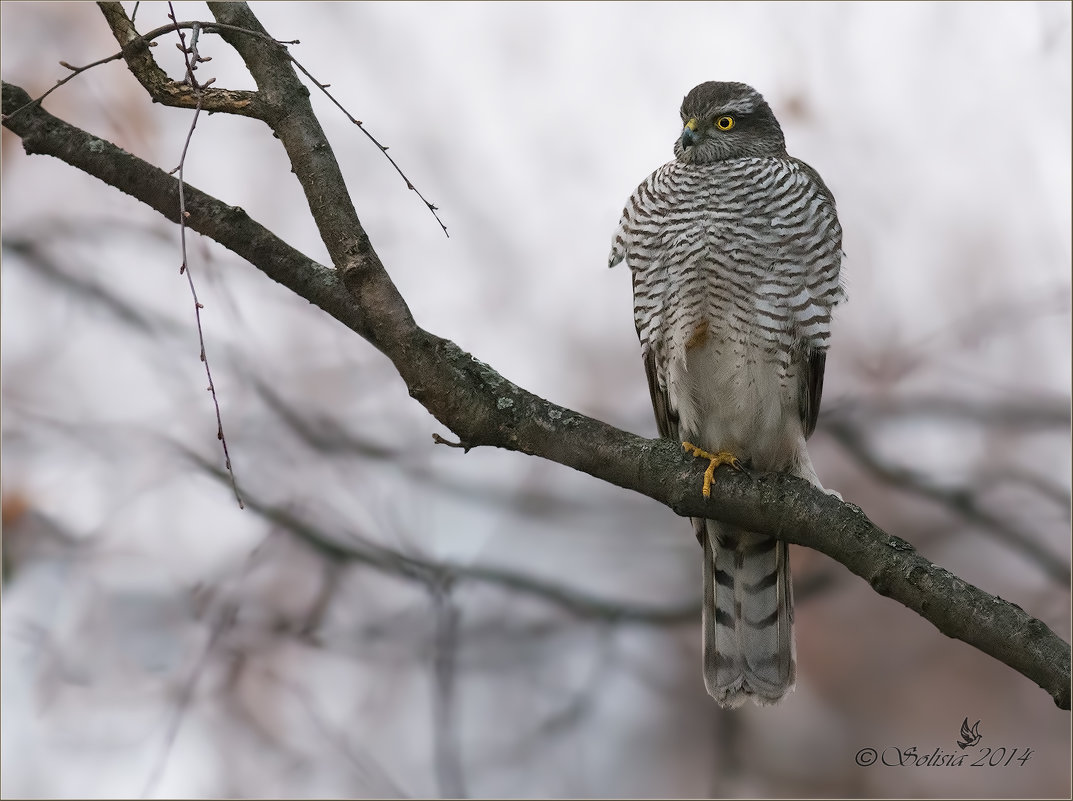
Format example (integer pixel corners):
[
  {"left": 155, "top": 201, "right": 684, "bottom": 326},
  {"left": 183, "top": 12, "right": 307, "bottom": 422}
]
[{"left": 718, "top": 99, "right": 758, "bottom": 114}]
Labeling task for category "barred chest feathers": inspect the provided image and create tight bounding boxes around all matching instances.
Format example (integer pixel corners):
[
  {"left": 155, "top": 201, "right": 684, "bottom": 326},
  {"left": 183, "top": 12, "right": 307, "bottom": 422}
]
[{"left": 611, "top": 155, "right": 842, "bottom": 473}]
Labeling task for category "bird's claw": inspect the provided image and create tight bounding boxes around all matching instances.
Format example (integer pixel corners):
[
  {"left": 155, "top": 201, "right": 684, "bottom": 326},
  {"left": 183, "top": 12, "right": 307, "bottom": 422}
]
[{"left": 682, "top": 442, "right": 743, "bottom": 498}]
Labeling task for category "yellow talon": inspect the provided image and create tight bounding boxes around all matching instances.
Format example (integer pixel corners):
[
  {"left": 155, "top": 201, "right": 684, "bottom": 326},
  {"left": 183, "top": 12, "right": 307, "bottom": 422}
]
[{"left": 682, "top": 441, "right": 743, "bottom": 498}]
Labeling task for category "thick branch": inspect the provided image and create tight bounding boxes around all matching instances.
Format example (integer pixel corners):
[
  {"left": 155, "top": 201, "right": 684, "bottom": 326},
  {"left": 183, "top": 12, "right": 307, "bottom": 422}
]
[
  {"left": 97, "top": 2, "right": 262, "bottom": 116},
  {"left": 3, "top": 71, "right": 1069, "bottom": 711},
  {"left": 203, "top": 2, "right": 419, "bottom": 350}
]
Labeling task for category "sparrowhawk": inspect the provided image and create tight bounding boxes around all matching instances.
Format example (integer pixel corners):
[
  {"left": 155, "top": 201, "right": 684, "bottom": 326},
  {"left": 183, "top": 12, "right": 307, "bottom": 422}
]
[{"left": 608, "top": 81, "right": 844, "bottom": 707}]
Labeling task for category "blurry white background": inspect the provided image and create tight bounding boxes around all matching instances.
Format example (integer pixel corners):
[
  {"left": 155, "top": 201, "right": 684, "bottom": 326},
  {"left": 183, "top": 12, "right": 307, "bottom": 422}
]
[{"left": 2, "top": 2, "right": 1070, "bottom": 797}]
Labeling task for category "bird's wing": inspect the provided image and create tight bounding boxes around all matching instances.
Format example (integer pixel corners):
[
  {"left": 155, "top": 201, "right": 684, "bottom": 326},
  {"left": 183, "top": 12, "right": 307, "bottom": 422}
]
[
  {"left": 790, "top": 157, "right": 845, "bottom": 441},
  {"left": 799, "top": 349, "right": 825, "bottom": 441},
  {"left": 643, "top": 344, "right": 677, "bottom": 441},
  {"left": 632, "top": 267, "right": 678, "bottom": 441}
]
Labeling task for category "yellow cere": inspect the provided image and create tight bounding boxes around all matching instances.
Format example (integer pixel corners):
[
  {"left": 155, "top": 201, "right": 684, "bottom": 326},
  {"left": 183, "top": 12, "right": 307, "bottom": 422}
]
[{"left": 685, "top": 118, "right": 699, "bottom": 131}]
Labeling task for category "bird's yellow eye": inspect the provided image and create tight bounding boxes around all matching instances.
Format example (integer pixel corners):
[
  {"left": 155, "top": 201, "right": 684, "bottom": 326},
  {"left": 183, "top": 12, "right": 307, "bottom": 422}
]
[{"left": 715, "top": 116, "right": 735, "bottom": 131}]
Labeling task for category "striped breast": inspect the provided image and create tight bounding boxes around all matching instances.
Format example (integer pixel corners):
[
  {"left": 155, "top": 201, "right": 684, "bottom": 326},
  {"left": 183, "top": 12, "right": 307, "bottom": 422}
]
[{"left": 609, "top": 156, "right": 843, "bottom": 390}]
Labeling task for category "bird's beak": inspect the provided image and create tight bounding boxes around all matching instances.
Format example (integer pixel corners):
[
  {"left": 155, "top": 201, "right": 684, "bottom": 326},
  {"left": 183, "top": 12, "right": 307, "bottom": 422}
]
[{"left": 681, "top": 117, "right": 700, "bottom": 148}]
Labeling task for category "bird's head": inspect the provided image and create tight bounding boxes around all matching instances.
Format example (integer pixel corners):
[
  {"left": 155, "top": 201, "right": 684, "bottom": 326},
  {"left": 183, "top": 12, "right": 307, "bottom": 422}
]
[{"left": 673, "top": 82, "right": 787, "bottom": 164}]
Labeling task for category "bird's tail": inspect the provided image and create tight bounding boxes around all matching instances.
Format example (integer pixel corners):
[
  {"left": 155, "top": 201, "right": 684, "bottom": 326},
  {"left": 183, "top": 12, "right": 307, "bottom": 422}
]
[{"left": 698, "top": 518, "right": 795, "bottom": 707}]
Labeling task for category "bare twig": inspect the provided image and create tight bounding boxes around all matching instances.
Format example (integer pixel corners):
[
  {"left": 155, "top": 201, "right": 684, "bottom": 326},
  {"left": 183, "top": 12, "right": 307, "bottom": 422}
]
[
  {"left": 432, "top": 432, "right": 469, "bottom": 450},
  {"left": 167, "top": 4, "right": 242, "bottom": 509},
  {"left": 283, "top": 54, "right": 449, "bottom": 237},
  {"left": 4, "top": 51, "right": 129, "bottom": 118}
]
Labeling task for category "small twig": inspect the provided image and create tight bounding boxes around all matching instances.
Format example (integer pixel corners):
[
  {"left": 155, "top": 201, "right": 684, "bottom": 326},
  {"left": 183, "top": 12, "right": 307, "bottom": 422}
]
[
  {"left": 168, "top": 4, "right": 242, "bottom": 509},
  {"left": 171, "top": 12, "right": 200, "bottom": 90},
  {"left": 283, "top": 54, "right": 449, "bottom": 238},
  {"left": 432, "top": 432, "right": 469, "bottom": 451},
  {"left": 0, "top": 50, "right": 131, "bottom": 122}
]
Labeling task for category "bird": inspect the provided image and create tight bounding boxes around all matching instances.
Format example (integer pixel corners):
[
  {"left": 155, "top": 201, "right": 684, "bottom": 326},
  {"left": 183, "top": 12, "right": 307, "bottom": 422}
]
[{"left": 608, "top": 81, "right": 845, "bottom": 707}]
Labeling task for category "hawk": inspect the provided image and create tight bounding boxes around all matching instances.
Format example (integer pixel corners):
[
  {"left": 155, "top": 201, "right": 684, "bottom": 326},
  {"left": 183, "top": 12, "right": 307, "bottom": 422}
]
[{"left": 608, "top": 81, "right": 844, "bottom": 707}]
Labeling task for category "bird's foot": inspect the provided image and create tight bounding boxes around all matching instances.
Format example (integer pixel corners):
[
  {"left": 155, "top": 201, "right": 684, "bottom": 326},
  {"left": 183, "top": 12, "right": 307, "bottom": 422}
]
[{"left": 681, "top": 442, "right": 743, "bottom": 498}]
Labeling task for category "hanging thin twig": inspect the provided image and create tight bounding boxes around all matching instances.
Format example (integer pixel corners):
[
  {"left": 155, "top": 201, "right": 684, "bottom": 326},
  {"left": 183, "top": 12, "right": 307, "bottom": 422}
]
[{"left": 166, "top": 6, "right": 243, "bottom": 508}]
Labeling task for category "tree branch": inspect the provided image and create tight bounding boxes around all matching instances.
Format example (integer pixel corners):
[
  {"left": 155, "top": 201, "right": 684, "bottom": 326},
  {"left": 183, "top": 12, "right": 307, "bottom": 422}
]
[
  {"left": 96, "top": 2, "right": 264, "bottom": 116},
  {"left": 3, "top": 21, "right": 1069, "bottom": 715}
]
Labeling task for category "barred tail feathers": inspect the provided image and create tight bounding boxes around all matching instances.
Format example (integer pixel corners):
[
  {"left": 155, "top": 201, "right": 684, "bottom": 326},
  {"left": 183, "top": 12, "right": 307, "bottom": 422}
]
[{"left": 700, "top": 519, "right": 796, "bottom": 707}]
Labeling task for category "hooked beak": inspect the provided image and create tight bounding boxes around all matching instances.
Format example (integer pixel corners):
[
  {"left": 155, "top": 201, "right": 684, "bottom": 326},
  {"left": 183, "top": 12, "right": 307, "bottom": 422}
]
[{"left": 680, "top": 117, "right": 700, "bottom": 148}]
